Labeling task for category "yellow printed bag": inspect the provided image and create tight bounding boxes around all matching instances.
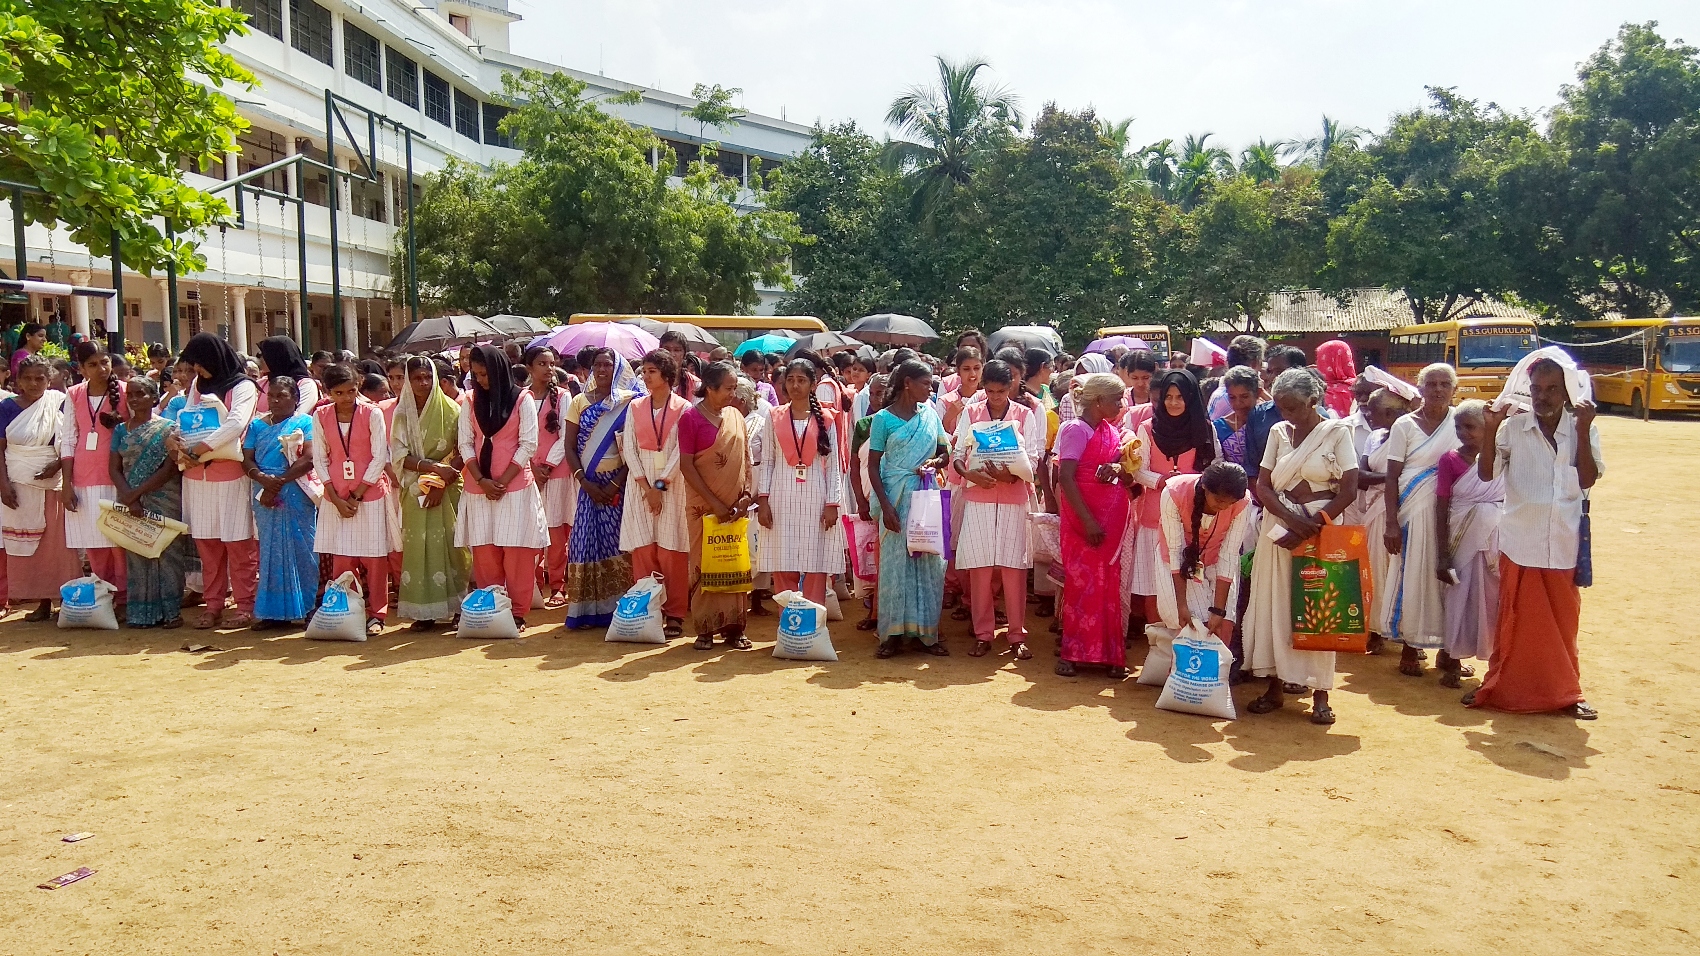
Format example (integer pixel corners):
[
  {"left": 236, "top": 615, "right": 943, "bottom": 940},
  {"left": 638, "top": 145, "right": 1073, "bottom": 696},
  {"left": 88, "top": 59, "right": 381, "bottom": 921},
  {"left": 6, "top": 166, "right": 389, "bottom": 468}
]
[{"left": 700, "top": 514, "right": 754, "bottom": 593}]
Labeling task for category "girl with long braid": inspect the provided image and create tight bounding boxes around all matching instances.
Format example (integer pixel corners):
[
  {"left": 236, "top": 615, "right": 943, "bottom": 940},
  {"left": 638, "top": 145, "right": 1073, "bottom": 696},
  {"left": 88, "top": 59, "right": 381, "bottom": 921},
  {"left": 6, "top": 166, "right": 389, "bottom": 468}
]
[
  {"left": 58, "top": 340, "right": 129, "bottom": 606},
  {"left": 755, "top": 358, "right": 845, "bottom": 606},
  {"left": 1145, "top": 461, "right": 1252, "bottom": 679}
]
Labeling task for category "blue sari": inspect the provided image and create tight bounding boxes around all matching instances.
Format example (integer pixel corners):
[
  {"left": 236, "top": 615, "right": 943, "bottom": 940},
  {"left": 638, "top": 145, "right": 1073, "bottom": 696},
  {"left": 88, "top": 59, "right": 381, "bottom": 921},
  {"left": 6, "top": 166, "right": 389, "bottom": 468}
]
[
  {"left": 565, "top": 390, "right": 633, "bottom": 627},
  {"left": 244, "top": 412, "right": 320, "bottom": 623},
  {"left": 869, "top": 405, "right": 947, "bottom": 644},
  {"left": 113, "top": 416, "right": 190, "bottom": 627}
]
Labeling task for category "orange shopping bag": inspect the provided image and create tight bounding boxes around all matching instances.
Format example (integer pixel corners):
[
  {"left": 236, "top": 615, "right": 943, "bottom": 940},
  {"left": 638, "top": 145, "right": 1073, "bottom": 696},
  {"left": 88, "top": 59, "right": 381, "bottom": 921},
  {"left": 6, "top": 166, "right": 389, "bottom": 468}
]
[{"left": 1288, "top": 518, "right": 1374, "bottom": 653}]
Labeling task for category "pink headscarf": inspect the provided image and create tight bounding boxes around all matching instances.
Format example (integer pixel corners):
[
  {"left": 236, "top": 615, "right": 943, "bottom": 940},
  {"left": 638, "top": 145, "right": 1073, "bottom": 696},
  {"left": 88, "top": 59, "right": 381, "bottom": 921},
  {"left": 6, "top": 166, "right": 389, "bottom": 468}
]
[{"left": 1315, "top": 340, "right": 1356, "bottom": 419}]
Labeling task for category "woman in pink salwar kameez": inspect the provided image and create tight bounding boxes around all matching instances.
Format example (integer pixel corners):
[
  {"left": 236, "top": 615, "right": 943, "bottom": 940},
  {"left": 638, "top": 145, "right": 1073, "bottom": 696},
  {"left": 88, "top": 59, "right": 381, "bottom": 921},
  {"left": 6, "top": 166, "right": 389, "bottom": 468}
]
[{"left": 1055, "top": 373, "right": 1134, "bottom": 678}]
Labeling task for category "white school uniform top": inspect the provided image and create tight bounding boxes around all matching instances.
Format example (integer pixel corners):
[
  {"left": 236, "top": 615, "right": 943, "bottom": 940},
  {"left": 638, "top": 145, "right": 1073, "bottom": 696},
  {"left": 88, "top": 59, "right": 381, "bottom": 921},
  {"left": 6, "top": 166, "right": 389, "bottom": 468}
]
[
  {"left": 311, "top": 407, "right": 399, "bottom": 558},
  {"left": 453, "top": 394, "right": 550, "bottom": 550},
  {"left": 1488, "top": 408, "right": 1603, "bottom": 571}
]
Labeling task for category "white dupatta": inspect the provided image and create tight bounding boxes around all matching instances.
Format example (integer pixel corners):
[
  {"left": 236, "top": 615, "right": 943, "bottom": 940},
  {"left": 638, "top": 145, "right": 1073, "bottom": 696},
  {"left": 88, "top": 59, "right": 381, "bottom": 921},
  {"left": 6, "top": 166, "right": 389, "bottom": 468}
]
[{"left": 2, "top": 390, "right": 67, "bottom": 556}]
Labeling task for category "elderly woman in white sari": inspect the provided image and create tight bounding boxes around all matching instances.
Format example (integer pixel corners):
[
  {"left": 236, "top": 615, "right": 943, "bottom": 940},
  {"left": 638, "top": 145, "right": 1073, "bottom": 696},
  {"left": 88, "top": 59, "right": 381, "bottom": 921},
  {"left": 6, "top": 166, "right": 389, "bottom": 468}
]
[
  {"left": 1382, "top": 363, "right": 1462, "bottom": 678},
  {"left": 0, "top": 357, "right": 83, "bottom": 620},
  {"left": 1434, "top": 400, "right": 1504, "bottom": 687},
  {"left": 1243, "top": 369, "right": 1360, "bottom": 725}
]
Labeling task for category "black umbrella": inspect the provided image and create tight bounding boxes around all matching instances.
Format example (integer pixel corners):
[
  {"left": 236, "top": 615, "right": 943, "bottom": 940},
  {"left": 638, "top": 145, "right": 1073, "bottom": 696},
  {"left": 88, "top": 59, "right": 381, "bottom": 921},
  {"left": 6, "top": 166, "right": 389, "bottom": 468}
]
[
  {"left": 987, "top": 325, "right": 1063, "bottom": 356},
  {"left": 785, "top": 331, "right": 863, "bottom": 358},
  {"left": 843, "top": 313, "right": 938, "bottom": 347},
  {"left": 616, "top": 318, "right": 720, "bottom": 353},
  {"left": 486, "top": 314, "right": 553, "bottom": 339},
  {"left": 387, "top": 314, "right": 505, "bottom": 354}
]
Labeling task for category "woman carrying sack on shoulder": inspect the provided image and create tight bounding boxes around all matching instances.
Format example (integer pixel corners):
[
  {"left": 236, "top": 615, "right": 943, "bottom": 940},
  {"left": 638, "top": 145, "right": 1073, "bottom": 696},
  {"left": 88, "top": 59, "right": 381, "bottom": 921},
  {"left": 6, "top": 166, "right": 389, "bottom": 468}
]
[
  {"left": 392, "top": 356, "right": 469, "bottom": 631},
  {"left": 0, "top": 357, "right": 81, "bottom": 621},
  {"left": 867, "top": 359, "right": 950, "bottom": 659},
  {"left": 171, "top": 333, "right": 259, "bottom": 629},
  {"left": 312, "top": 364, "right": 400, "bottom": 638},
  {"left": 110, "top": 376, "right": 191, "bottom": 629},
  {"left": 57, "top": 340, "right": 129, "bottom": 609},
  {"left": 755, "top": 358, "right": 846, "bottom": 608},
  {"left": 619, "top": 349, "right": 691, "bottom": 639},
  {"left": 677, "top": 361, "right": 756, "bottom": 651}
]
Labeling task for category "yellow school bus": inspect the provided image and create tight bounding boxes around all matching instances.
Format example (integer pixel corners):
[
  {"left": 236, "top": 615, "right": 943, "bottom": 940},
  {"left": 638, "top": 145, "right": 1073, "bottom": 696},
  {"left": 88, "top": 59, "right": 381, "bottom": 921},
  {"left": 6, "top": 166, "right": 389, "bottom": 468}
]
[
  {"left": 1562, "top": 317, "right": 1700, "bottom": 415},
  {"left": 1096, "top": 324, "right": 1172, "bottom": 360},
  {"left": 1387, "top": 317, "right": 1537, "bottom": 401},
  {"left": 569, "top": 313, "right": 828, "bottom": 353}
]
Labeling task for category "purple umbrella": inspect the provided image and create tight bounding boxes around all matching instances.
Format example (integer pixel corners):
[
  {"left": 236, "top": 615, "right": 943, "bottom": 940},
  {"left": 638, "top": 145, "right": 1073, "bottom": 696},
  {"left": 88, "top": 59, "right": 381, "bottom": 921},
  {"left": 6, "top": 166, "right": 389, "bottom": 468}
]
[
  {"left": 1083, "top": 335, "right": 1150, "bottom": 355},
  {"left": 536, "top": 321, "right": 660, "bottom": 361}
]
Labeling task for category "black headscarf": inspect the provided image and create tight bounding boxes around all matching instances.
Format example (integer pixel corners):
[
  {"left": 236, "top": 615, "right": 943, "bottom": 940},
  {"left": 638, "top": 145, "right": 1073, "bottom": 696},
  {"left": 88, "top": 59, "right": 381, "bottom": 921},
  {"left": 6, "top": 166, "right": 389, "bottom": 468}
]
[
  {"left": 1151, "top": 368, "right": 1216, "bottom": 467},
  {"left": 180, "top": 332, "right": 247, "bottom": 397},
  {"left": 256, "top": 335, "right": 311, "bottom": 383},
  {"left": 470, "top": 344, "right": 522, "bottom": 476}
]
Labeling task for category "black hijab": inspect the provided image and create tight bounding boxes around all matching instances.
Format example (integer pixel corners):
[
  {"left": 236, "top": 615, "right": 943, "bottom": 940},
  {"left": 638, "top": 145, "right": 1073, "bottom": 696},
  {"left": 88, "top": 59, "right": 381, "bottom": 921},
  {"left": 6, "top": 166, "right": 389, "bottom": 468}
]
[
  {"left": 470, "top": 344, "right": 522, "bottom": 475},
  {"left": 1151, "top": 368, "right": 1216, "bottom": 467},
  {"left": 256, "top": 335, "right": 311, "bottom": 383},
  {"left": 180, "top": 332, "right": 247, "bottom": 397}
]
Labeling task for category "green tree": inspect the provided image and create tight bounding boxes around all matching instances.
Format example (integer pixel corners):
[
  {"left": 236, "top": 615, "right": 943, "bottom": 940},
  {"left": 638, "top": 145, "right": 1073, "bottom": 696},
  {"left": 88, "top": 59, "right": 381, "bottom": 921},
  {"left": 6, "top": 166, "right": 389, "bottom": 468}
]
[
  {"left": 1239, "top": 139, "right": 1287, "bottom": 184},
  {"left": 1283, "top": 115, "right": 1366, "bottom": 168},
  {"left": 1172, "top": 133, "right": 1234, "bottom": 210},
  {"left": 882, "top": 55, "right": 1023, "bottom": 228},
  {"left": 1176, "top": 171, "right": 1327, "bottom": 331},
  {"left": 1548, "top": 21, "right": 1700, "bottom": 316},
  {"left": 0, "top": 0, "right": 253, "bottom": 274},
  {"left": 404, "top": 70, "right": 798, "bottom": 317},
  {"left": 684, "top": 83, "right": 745, "bottom": 145},
  {"left": 1137, "top": 138, "right": 1180, "bottom": 201}
]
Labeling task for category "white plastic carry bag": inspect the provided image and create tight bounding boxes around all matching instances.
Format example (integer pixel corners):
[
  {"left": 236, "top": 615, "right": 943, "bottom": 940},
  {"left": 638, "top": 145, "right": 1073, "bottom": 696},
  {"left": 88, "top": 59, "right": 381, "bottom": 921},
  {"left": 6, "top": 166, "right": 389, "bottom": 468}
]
[
  {"left": 57, "top": 576, "right": 119, "bottom": 630},
  {"left": 773, "top": 590, "right": 837, "bottom": 662},
  {"left": 305, "top": 571, "right": 368, "bottom": 642},
  {"left": 906, "top": 484, "right": 946, "bottom": 556},
  {"left": 606, "top": 574, "right": 668, "bottom": 644},
  {"left": 1155, "top": 624, "right": 1237, "bottom": 720},
  {"left": 457, "top": 585, "right": 519, "bottom": 640}
]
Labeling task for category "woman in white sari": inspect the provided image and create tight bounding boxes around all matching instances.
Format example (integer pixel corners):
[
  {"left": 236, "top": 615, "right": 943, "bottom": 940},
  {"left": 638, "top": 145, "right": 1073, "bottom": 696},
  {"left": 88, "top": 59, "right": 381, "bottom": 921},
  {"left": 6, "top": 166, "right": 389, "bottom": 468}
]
[
  {"left": 1382, "top": 363, "right": 1461, "bottom": 678},
  {"left": 0, "top": 357, "right": 83, "bottom": 620},
  {"left": 1244, "top": 369, "right": 1360, "bottom": 724}
]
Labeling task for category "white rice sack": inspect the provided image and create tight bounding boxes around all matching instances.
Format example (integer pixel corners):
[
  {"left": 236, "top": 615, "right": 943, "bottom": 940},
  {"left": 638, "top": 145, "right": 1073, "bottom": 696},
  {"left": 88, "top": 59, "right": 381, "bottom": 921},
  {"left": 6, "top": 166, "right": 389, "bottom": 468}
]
[
  {"left": 457, "top": 585, "right": 519, "bottom": 640},
  {"left": 1155, "top": 625, "right": 1237, "bottom": 720},
  {"left": 1028, "top": 512, "right": 1060, "bottom": 565},
  {"left": 966, "top": 420, "right": 1034, "bottom": 481},
  {"left": 305, "top": 571, "right": 367, "bottom": 642},
  {"left": 57, "top": 576, "right": 119, "bottom": 630},
  {"left": 772, "top": 590, "right": 837, "bottom": 662},
  {"left": 1137, "top": 623, "right": 1175, "bottom": 687},
  {"left": 824, "top": 588, "right": 844, "bottom": 622},
  {"left": 607, "top": 574, "right": 668, "bottom": 644}
]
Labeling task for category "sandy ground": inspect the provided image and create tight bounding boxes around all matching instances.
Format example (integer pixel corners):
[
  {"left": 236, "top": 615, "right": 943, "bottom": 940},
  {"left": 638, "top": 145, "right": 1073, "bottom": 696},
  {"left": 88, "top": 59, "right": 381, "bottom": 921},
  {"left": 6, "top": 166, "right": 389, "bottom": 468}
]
[{"left": 2, "top": 412, "right": 1697, "bottom": 954}]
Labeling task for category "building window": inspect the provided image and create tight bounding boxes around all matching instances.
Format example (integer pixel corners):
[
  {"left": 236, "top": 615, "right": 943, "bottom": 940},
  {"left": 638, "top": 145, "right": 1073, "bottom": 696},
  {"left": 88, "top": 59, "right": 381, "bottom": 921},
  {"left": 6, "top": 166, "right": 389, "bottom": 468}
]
[
  {"left": 454, "top": 89, "right": 480, "bottom": 141},
  {"left": 482, "top": 103, "right": 511, "bottom": 148},
  {"left": 290, "top": 0, "right": 332, "bottom": 65},
  {"left": 715, "top": 148, "right": 744, "bottom": 182},
  {"left": 423, "top": 71, "right": 451, "bottom": 127},
  {"left": 663, "top": 139, "right": 699, "bottom": 177},
  {"left": 343, "top": 23, "right": 382, "bottom": 90},
  {"left": 236, "top": 0, "right": 285, "bottom": 41},
  {"left": 385, "top": 47, "right": 419, "bottom": 109},
  {"left": 236, "top": 127, "right": 289, "bottom": 195},
  {"left": 448, "top": 13, "right": 471, "bottom": 36}
]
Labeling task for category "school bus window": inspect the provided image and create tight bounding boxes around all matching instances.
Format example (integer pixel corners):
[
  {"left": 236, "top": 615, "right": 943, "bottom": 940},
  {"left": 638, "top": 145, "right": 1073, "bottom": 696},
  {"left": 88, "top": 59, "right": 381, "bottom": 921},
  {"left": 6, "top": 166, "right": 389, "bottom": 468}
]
[
  {"left": 1661, "top": 328, "right": 1700, "bottom": 373},
  {"left": 1458, "top": 326, "right": 1536, "bottom": 367}
]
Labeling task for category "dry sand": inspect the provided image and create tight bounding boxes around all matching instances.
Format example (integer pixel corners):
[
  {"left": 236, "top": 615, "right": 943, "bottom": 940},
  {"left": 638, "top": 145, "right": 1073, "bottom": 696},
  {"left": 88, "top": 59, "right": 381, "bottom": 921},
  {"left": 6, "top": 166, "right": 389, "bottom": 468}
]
[{"left": 3, "top": 413, "right": 1697, "bottom": 954}]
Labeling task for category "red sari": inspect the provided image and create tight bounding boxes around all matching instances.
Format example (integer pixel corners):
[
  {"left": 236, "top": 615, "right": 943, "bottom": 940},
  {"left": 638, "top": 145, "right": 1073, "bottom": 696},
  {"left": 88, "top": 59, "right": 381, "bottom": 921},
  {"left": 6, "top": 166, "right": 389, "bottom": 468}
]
[{"left": 1060, "top": 418, "right": 1130, "bottom": 666}]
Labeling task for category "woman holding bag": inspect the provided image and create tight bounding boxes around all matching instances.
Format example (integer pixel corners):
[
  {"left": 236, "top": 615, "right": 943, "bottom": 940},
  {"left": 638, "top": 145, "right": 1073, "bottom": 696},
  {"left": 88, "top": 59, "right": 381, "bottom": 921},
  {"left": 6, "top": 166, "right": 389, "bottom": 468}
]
[
  {"left": 173, "top": 333, "right": 260, "bottom": 629},
  {"left": 392, "top": 356, "right": 468, "bottom": 630},
  {"left": 619, "top": 349, "right": 691, "bottom": 639},
  {"left": 110, "top": 377, "right": 190, "bottom": 629},
  {"left": 1150, "top": 461, "right": 1251, "bottom": 663},
  {"left": 676, "top": 361, "right": 755, "bottom": 650},
  {"left": 0, "top": 357, "right": 81, "bottom": 620},
  {"left": 755, "top": 358, "right": 846, "bottom": 607},
  {"left": 867, "top": 359, "right": 950, "bottom": 658},
  {"left": 1244, "top": 369, "right": 1360, "bottom": 724},
  {"left": 57, "top": 341, "right": 129, "bottom": 607}
]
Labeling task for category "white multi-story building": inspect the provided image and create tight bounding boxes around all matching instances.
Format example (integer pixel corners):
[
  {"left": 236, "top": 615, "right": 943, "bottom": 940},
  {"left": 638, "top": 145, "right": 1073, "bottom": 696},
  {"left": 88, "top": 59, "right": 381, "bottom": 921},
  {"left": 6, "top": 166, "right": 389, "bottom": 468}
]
[{"left": 0, "top": 0, "right": 813, "bottom": 357}]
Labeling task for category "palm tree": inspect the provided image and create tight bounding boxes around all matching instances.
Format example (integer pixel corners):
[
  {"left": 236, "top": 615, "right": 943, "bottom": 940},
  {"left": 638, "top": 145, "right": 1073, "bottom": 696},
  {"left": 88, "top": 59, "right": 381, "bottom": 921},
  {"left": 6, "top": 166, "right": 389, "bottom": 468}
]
[
  {"left": 1137, "top": 138, "right": 1178, "bottom": 201},
  {"left": 1239, "top": 139, "right": 1286, "bottom": 184},
  {"left": 1172, "top": 133, "right": 1233, "bottom": 209},
  {"left": 883, "top": 56, "right": 1024, "bottom": 227},
  {"left": 1282, "top": 115, "right": 1366, "bottom": 167}
]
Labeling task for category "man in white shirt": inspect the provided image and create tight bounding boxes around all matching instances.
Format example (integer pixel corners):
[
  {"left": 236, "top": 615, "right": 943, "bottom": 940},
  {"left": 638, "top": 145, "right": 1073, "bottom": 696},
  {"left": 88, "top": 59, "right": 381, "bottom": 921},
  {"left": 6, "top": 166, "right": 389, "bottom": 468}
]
[{"left": 1467, "top": 359, "right": 1602, "bottom": 719}]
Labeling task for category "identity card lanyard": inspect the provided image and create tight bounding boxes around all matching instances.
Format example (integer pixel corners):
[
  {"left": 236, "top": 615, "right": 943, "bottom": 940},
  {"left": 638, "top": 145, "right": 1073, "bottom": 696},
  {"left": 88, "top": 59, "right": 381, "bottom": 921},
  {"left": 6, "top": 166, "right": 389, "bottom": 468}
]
[
  {"left": 337, "top": 410, "right": 358, "bottom": 481},
  {"left": 84, "top": 393, "right": 107, "bottom": 451},
  {"left": 788, "top": 411, "right": 809, "bottom": 482},
  {"left": 649, "top": 398, "right": 677, "bottom": 474}
]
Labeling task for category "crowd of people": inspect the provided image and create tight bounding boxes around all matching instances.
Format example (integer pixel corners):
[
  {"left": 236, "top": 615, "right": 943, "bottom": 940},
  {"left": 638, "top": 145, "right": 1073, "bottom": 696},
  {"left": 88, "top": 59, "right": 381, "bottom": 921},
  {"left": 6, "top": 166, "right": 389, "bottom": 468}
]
[{"left": 0, "top": 325, "right": 1602, "bottom": 723}]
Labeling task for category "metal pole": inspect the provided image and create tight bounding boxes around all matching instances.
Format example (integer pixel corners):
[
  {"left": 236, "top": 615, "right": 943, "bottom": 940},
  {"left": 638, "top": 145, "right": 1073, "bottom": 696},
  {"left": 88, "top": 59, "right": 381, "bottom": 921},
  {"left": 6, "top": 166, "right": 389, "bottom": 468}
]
[
  {"left": 297, "top": 186, "right": 311, "bottom": 353},
  {"left": 11, "top": 187, "right": 25, "bottom": 281},
  {"left": 326, "top": 93, "right": 342, "bottom": 353},
  {"left": 166, "top": 221, "right": 179, "bottom": 353},
  {"left": 404, "top": 127, "right": 418, "bottom": 326},
  {"left": 110, "top": 230, "right": 123, "bottom": 354}
]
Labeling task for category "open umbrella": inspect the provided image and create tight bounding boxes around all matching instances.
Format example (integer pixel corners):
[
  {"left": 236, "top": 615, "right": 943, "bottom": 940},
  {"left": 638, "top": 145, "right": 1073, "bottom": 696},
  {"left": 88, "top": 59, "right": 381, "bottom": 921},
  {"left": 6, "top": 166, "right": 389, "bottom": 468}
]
[
  {"left": 987, "top": 325, "right": 1063, "bottom": 356},
  {"left": 843, "top": 313, "right": 938, "bottom": 347},
  {"left": 733, "top": 334, "right": 796, "bottom": 358},
  {"left": 785, "top": 331, "right": 863, "bottom": 357},
  {"left": 1083, "top": 335, "right": 1150, "bottom": 356},
  {"left": 485, "top": 314, "right": 552, "bottom": 339},
  {"left": 387, "top": 314, "right": 506, "bottom": 354},
  {"left": 615, "top": 317, "right": 720, "bottom": 353},
  {"left": 536, "top": 321, "right": 660, "bottom": 361}
]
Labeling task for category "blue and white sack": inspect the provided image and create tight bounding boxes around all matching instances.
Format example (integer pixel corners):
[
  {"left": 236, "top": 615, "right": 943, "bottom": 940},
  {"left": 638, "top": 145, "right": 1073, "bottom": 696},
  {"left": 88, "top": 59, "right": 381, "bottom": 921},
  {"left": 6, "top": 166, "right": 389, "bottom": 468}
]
[
  {"left": 174, "top": 396, "right": 243, "bottom": 464},
  {"left": 1155, "top": 624, "right": 1237, "bottom": 720},
  {"left": 57, "top": 576, "right": 119, "bottom": 630},
  {"left": 966, "top": 420, "right": 1033, "bottom": 480},
  {"left": 305, "top": 571, "right": 367, "bottom": 641},
  {"left": 607, "top": 574, "right": 667, "bottom": 643},
  {"left": 773, "top": 590, "right": 837, "bottom": 662},
  {"left": 458, "top": 585, "right": 519, "bottom": 640}
]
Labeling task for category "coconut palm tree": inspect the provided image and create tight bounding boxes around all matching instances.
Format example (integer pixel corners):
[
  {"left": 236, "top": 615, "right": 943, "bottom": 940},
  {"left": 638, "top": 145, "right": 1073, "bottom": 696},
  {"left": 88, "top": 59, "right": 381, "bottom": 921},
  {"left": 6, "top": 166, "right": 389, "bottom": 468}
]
[
  {"left": 1282, "top": 115, "right": 1366, "bottom": 167},
  {"left": 1172, "top": 133, "right": 1233, "bottom": 209},
  {"left": 1239, "top": 139, "right": 1286, "bottom": 184},
  {"left": 1137, "top": 138, "right": 1179, "bottom": 201},
  {"left": 883, "top": 56, "right": 1024, "bottom": 227}
]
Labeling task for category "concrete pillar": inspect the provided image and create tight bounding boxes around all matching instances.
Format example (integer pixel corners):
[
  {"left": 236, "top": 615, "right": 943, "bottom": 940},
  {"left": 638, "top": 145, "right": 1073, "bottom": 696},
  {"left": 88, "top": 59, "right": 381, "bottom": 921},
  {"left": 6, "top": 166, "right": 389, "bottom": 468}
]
[
  {"left": 229, "top": 286, "right": 249, "bottom": 355},
  {"left": 342, "top": 296, "right": 359, "bottom": 354},
  {"left": 67, "top": 270, "right": 91, "bottom": 338},
  {"left": 285, "top": 138, "right": 299, "bottom": 198},
  {"left": 225, "top": 151, "right": 239, "bottom": 182},
  {"left": 157, "top": 279, "right": 174, "bottom": 348},
  {"left": 287, "top": 291, "right": 302, "bottom": 343}
]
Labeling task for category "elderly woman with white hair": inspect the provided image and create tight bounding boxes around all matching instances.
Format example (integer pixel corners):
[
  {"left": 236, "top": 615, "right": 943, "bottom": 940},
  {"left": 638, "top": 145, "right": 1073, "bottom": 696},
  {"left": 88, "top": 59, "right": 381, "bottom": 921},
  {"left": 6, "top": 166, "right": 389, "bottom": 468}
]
[
  {"left": 1055, "top": 372, "right": 1136, "bottom": 678},
  {"left": 1244, "top": 368, "right": 1360, "bottom": 723},
  {"left": 1382, "top": 362, "right": 1463, "bottom": 679}
]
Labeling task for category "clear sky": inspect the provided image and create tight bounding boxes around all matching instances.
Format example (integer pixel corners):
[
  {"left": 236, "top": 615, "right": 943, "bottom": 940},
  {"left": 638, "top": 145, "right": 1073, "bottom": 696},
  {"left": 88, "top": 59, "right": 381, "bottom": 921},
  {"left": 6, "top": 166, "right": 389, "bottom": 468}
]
[{"left": 508, "top": 0, "right": 1700, "bottom": 152}]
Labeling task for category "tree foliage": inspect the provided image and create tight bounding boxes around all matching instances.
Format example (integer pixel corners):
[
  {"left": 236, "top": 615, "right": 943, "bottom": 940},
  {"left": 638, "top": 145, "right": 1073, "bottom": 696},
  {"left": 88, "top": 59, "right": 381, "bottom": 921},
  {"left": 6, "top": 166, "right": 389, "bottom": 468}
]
[
  {"left": 0, "top": 0, "right": 253, "bottom": 275},
  {"left": 405, "top": 70, "right": 799, "bottom": 318}
]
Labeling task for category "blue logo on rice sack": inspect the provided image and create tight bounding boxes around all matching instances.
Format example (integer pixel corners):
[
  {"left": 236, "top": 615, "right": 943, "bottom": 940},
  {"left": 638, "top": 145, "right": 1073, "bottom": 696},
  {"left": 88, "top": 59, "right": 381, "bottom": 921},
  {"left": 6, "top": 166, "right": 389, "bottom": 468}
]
[
  {"left": 973, "top": 424, "right": 1017, "bottom": 454},
  {"left": 320, "top": 587, "right": 350, "bottom": 614},
  {"left": 1177, "top": 645, "right": 1220, "bottom": 683},
  {"left": 61, "top": 581, "right": 97, "bottom": 608},
  {"left": 781, "top": 606, "right": 817, "bottom": 636},
  {"left": 463, "top": 588, "right": 498, "bottom": 613},
  {"left": 616, "top": 592, "right": 652, "bottom": 619}
]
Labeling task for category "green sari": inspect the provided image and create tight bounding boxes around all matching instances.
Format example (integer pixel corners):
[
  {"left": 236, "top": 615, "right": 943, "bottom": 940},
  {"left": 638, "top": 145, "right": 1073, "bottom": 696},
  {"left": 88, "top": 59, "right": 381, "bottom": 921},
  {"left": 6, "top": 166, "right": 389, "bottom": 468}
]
[{"left": 391, "top": 373, "right": 469, "bottom": 621}]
